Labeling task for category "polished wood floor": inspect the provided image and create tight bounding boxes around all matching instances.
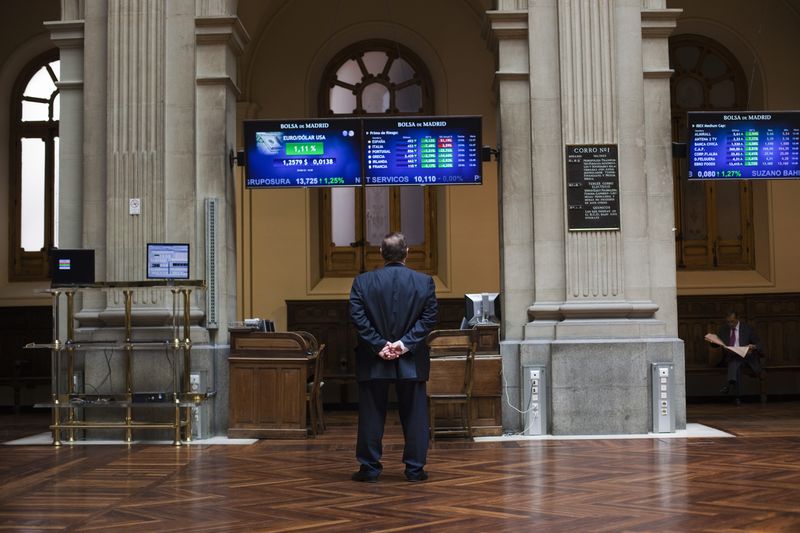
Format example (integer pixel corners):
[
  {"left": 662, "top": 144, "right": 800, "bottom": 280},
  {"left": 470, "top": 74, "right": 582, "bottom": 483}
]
[{"left": 1, "top": 401, "right": 800, "bottom": 532}]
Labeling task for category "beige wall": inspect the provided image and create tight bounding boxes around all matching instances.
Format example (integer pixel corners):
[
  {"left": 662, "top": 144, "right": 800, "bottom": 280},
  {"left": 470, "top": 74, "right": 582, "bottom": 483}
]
[
  {"left": 670, "top": 0, "right": 800, "bottom": 295},
  {"left": 235, "top": 0, "right": 499, "bottom": 329}
]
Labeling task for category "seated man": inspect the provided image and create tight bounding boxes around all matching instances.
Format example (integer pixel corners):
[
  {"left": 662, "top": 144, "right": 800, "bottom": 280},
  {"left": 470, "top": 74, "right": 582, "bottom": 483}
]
[{"left": 709, "top": 310, "right": 762, "bottom": 404}]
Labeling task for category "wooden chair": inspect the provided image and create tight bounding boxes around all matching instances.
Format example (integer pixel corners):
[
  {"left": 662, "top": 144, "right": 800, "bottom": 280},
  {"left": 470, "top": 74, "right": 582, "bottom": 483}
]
[
  {"left": 295, "top": 331, "right": 326, "bottom": 436},
  {"left": 426, "top": 328, "right": 478, "bottom": 446},
  {"left": 306, "top": 343, "right": 326, "bottom": 437}
]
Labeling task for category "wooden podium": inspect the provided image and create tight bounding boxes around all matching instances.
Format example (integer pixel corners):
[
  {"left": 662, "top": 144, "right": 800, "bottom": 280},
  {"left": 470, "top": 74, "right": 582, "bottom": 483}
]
[{"left": 227, "top": 331, "right": 313, "bottom": 439}]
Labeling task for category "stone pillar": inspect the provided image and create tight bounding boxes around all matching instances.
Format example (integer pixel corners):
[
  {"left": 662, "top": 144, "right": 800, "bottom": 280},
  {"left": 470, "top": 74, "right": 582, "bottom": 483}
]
[
  {"left": 195, "top": 0, "right": 249, "bottom": 434},
  {"left": 489, "top": 2, "right": 533, "bottom": 344},
  {"left": 74, "top": 0, "right": 108, "bottom": 321},
  {"left": 194, "top": 3, "right": 247, "bottom": 347},
  {"left": 641, "top": 4, "right": 682, "bottom": 337},
  {"left": 490, "top": 0, "right": 685, "bottom": 435},
  {"left": 45, "top": 13, "right": 84, "bottom": 251},
  {"left": 487, "top": 2, "right": 532, "bottom": 429},
  {"left": 45, "top": 2, "right": 85, "bottom": 341},
  {"left": 43, "top": 0, "right": 245, "bottom": 437}
]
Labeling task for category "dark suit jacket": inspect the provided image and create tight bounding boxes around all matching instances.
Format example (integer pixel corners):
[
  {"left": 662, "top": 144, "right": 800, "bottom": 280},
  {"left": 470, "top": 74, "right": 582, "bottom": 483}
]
[
  {"left": 349, "top": 263, "right": 438, "bottom": 382},
  {"left": 716, "top": 321, "right": 762, "bottom": 353}
]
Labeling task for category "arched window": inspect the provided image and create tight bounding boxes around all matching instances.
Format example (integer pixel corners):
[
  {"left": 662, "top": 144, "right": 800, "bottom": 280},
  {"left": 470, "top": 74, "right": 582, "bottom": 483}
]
[
  {"left": 8, "top": 49, "right": 60, "bottom": 281},
  {"left": 670, "top": 35, "right": 753, "bottom": 270},
  {"left": 319, "top": 40, "right": 436, "bottom": 276}
]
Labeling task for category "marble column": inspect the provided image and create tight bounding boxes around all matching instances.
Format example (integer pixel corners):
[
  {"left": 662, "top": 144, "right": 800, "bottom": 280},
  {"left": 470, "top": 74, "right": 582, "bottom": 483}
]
[
  {"left": 45, "top": 4, "right": 85, "bottom": 342},
  {"left": 641, "top": 3, "right": 682, "bottom": 337},
  {"left": 490, "top": 0, "right": 685, "bottom": 434},
  {"left": 195, "top": 0, "right": 249, "bottom": 433},
  {"left": 488, "top": 3, "right": 533, "bottom": 343}
]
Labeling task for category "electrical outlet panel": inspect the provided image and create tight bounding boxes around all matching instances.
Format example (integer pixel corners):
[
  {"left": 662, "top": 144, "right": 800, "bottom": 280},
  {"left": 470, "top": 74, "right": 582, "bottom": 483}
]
[
  {"left": 190, "top": 373, "right": 201, "bottom": 393},
  {"left": 652, "top": 363, "right": 675, "bottom": 433},
  {"left": 522, "top": 365, "right": 547, "bottom": 435}
]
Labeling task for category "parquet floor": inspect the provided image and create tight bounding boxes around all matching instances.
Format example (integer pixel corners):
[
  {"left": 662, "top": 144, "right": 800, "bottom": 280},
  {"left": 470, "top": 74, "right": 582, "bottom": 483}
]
[{"left": 1, "top": 401, "right": 799, "bottom": 532}]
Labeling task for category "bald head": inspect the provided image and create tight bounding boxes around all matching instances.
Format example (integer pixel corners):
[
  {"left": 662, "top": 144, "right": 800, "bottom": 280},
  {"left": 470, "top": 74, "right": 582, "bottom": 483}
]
[{"left": 380, "top": 232, "right": 408, "bottom": 263}]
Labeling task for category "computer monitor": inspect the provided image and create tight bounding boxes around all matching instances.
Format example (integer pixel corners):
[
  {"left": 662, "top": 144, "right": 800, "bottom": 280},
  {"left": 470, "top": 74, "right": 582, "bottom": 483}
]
[
  {"left": 51, "top": 249, "right": 95, "bottom": 287},
  {"left": 463, "top": 293, "right": 501, "bottom": 327},
  {"left": 146, "top": 243, "right": 190, "bottom": 280},
  {"left": 243, "top": 318, "right": 275, "bottom": 332}
]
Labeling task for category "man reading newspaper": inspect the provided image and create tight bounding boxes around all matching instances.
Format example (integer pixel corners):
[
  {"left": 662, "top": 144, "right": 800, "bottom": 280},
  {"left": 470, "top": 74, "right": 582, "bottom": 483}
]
[{"left": 704, "top": 310, "right": 762, "bottom": 404}]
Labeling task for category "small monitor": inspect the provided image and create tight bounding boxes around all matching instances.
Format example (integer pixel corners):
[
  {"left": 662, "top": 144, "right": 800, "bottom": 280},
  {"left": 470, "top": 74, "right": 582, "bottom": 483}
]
[
  {"left": 464, "top": 292, "right": 501, "bottom": 327},
  {"left": 147, "top": 243, "right": 190, "bottom": 280},
  {"left": 51, "top": 249, "right": 95, "bottom": 287},
  {"left": 243, "top": 318, "right": 275, "bottom": 332}
]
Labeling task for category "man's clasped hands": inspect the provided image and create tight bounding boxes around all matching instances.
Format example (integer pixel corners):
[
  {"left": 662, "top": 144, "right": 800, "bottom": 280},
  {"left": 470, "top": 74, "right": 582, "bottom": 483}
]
[{"left": 378, "top": 340, "right": 408, "bottom": 360}]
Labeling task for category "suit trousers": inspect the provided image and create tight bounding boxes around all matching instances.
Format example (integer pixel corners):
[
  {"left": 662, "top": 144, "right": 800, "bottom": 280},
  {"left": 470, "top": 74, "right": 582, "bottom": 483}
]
[
  {"left": 726, "top": 351, "right": 761, "bottom": 389},
  {"left": 356, "top": 379, "right": 429, "bottom": 476}
]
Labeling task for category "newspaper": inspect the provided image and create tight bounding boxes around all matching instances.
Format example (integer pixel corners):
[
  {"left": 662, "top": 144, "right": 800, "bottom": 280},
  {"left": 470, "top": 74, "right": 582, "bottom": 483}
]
[{"left": 704, "top": 333, "right": 749, "bottom": 358}]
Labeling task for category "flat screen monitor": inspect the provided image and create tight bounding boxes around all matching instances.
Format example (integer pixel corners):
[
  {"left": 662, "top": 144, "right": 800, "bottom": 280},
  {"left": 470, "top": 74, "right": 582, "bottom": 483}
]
[
  {"left": 364, "top": 116, "right": 482, "bottom": 185},
  {"left": 687, "top": 111, "right": 800, "bottom": 180},
  {"left": 243, "top": 118, "right": 363, "bottom": 188},
  {"left": 147, "top": 243, "right": 189, "bottom": 280},
  {"left": 463, "top": 292, "right": 500, "bottom": 327},
  {"left": 51, "top": 249, "right": 95, "bottom": 287}
]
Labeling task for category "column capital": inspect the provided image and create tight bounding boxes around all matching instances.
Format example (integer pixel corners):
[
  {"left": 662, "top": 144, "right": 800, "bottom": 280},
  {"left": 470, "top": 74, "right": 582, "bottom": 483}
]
[
  {"left": 641, "top": 8, "right": 682, "bottom": 39},
  {"left": 486, "top": 10, "right": 529, "bottom": 40},
  {"left": 44, "top": 20, "right": 85, "bottom": 49},
  {"left": 195, "top": 16, "right": 250, "bottom": 56}
]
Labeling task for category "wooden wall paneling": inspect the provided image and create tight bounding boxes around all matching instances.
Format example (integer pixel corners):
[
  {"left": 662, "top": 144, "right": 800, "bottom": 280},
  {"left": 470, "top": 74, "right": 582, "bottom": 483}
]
[
  {"left": 287, "top": 298, "right": 466, "bottom": 406},
  {"left": 229, "top": 365, "right": 255, "bottom": 425},
  {"left": 678, "top": 293, "right": 800, "bottom": 397},
  {"left": 256, "top": 366, "right": 279, "bottom": 425},
  {"left": 0, "top": 306, "right": 52, "bottom": 408}
]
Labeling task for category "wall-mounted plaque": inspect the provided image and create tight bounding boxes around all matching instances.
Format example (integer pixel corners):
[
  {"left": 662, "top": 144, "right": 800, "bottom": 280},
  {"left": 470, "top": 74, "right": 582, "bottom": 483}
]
[{"left": 565, "top": 144, "right": 620, "bottom": 231}]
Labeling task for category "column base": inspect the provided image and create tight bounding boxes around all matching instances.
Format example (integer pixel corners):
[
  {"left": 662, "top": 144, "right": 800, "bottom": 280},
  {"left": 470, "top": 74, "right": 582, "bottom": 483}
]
[{"left": 501, "top": 337, "right": 685, "bottom": 435}]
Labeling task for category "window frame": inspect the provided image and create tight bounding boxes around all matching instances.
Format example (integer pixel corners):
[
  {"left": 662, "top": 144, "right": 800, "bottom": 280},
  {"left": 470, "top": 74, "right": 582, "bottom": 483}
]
[
  {"left": 669, "top": 34, "right": 754, "bottom": 270},
  {"left": 318, "top": 40, "right": 437, "bottom": 277},
  {"left": 8, "top": 49, "right": 60, "bottom": 281}
]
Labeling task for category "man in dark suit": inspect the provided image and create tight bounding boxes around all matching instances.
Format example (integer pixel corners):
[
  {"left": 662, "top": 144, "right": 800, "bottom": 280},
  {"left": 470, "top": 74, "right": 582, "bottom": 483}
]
[
  {"left": 349, "top": 232, "right": 438, "bottom": 483},
  {"left": 716, "top": 310, "right": 762, "bottom": 403}
]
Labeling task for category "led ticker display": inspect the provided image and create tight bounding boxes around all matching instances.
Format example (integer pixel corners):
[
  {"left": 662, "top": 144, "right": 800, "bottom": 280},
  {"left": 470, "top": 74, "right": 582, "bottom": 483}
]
[
  {"left": 243, "top": 118, "right": 362, "bottom": 188},
  {"left": 688, "top": 111, "right": 800, "bottom": 180},
  {"left": 364, "top": 116, "right": 482, "bottom": 185}
]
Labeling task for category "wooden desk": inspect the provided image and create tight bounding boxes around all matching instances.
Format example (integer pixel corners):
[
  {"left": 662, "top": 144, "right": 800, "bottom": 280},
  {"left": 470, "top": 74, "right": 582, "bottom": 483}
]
[
  {"left": 228, "top": 332, "right": 313, "bottom": 439},
  {"left": 429, "top": 355, "right": 502, "bottom": 436},
  {"left": 429, "top": 325, "right": 503, "bottom": 436}
]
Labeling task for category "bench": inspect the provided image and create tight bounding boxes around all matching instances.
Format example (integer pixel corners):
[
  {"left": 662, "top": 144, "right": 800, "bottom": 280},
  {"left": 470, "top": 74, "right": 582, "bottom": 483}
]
[
  {"left": 0, "top": 359, "right": 50, "bottom": 413},
  {"left": 760, "top": 365, "right": 800, "bottom": 401},
  {"left": 695, "top": 344, "right": 800, "bottom": 403},
  {"left": 692, "top": 345, "right": 765, "bottom": 402}
]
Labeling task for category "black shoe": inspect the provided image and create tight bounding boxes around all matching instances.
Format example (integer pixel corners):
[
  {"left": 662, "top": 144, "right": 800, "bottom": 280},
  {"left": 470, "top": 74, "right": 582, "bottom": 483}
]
[
  {"left": 405, "top": 470, "right": 429, "bottom": 482},
  {"left": 719, "top": 385, "right": 730, "bottom": 394},
  {"left": 351, "top": 470, "right": 379, "bottom": 483},
  {"left": 734, "top": 397, "right": 741, "bottom": 406}
]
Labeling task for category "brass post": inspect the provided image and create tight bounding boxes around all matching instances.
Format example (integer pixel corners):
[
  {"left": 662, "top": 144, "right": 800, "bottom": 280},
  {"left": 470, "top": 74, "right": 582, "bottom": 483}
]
[
  {"left": 66, "top": 290, "right": 76, "bottom": 442},
  {"left": 53, "top": 396, "right": 62, "bottom": 446},
  {"left": 124, "top": 289, "right": 133, "bottom": 443},
  {"left": 182, "top": 289, "right": 192, "bottom": 442},
  {"left": 51, "top": 290, "right": 61, "bottom": 446},
  {"left": 173, "top": 396, "right": 182, "bottom": 446}
]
